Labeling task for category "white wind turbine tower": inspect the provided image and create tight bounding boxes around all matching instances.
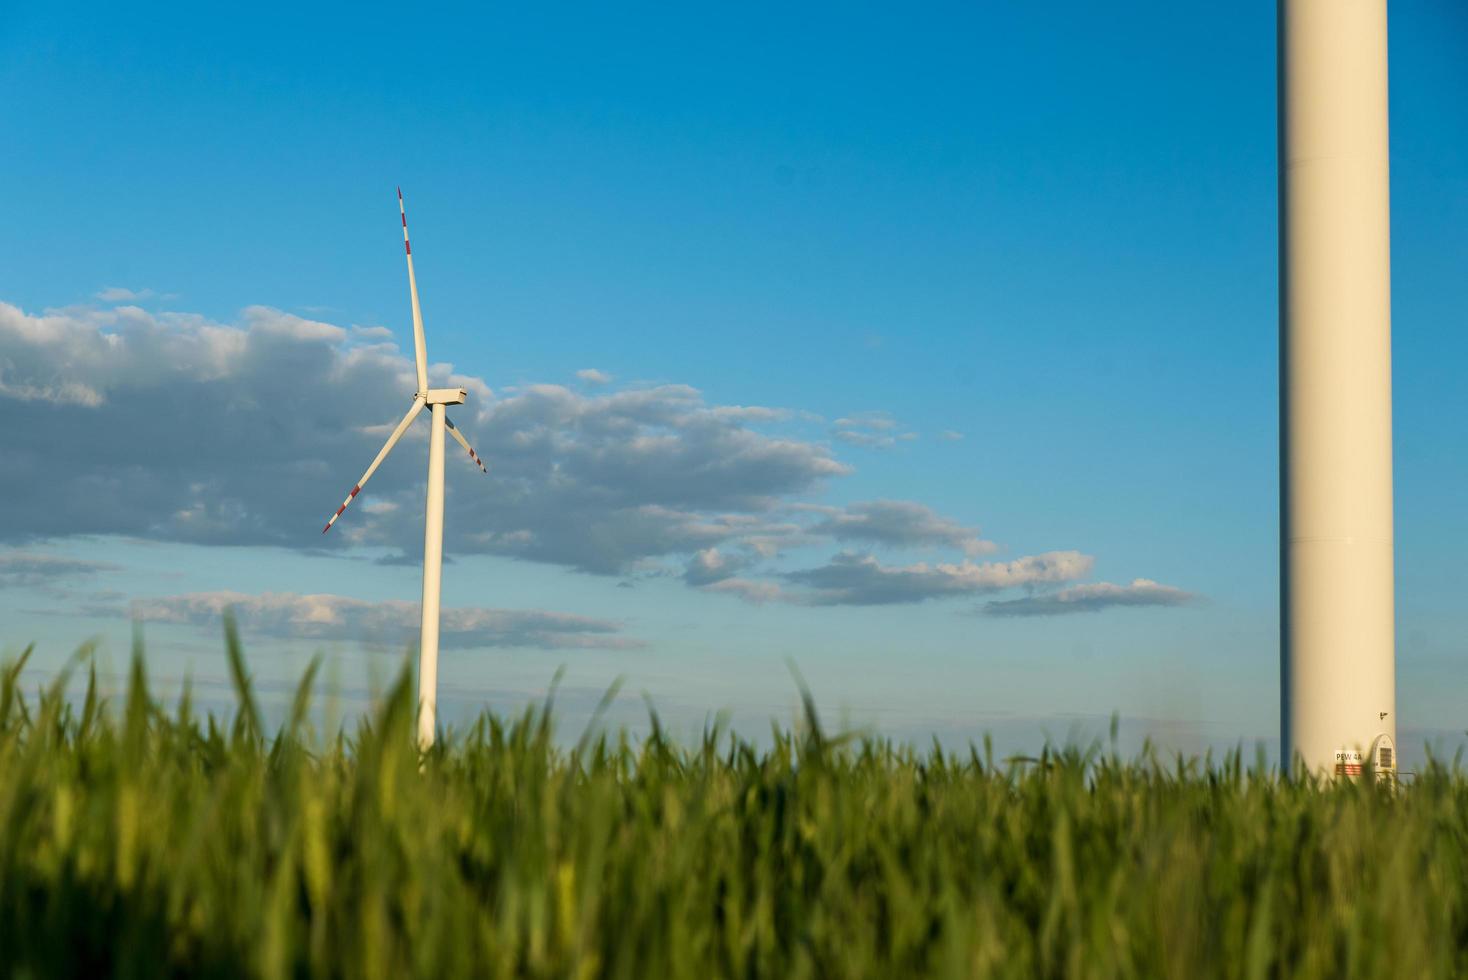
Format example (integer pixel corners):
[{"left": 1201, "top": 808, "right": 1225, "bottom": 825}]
[
  {"left": 1279, "top": 0, "right": 1396, "bottom": 777},
  {"left": 322, "top": 188, "right": 488, "bottom": 749}
]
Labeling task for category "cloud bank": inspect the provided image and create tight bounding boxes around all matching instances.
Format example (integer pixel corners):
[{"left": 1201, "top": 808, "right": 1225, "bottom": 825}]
[
  {"left": 132, "top": 591, "right": 638, "bottom": 650},
  {"left": 0, "top": 299, "right": 1194, "bottom": 615},
  {"left": 784, "top": 550, "right": 1094, "bottom": 606},
  {"left": 0, "top": 551, "right": 121, "bottom": 588},
  {"left": 0, "top": 302, "right": 839, "bottom": 573},
  {"left": 982, "top": 579, "right": 1197, "bottom": 617},
  {"left": 809, "top": 500, "right": 996, "bottom": 557}
]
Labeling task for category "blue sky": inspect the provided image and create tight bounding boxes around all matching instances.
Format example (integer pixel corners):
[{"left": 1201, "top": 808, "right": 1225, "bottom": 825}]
[{"left": 1, "top": 1, "right": 1464, "bottom": 760}]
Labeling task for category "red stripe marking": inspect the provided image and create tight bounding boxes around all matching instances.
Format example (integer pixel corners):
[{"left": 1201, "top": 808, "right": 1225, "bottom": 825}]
[
  {"left": 349, "top": 485, "right": 361, "bottom": 497},
  {"left": 405, "top": 241, "right": 411, "bottom": 255}
]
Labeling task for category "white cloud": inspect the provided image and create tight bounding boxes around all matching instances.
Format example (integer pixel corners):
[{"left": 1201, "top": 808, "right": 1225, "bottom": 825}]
[
  {"left": 938, "top": 430, "right": 964, "bottom": 442},
  {"left": 781, "top": 550, "right": 1094, "bottom": 606},
  {"left": 709, "top": 405, "right": 787, "bottom": 423},
  {"left": 131, "top": 590, "right": 639, "bottom": 650},
  {"left": 575, "top": 368, "right": 612, "bottom": 385},
  {"left": 96, "top": 287, "right": 154, "bottom": 303},
  {"left": 982, "top": 579, "right": 1197, "bottom": 617},
  {"left": 833, "top": 415, "right": 898, "bottom": 432},
  {"left": 830, "top": 412, "right": 915, "bottom": 450},
  {"left": 811, "top": 500, "right": 996, "bottom": 557},
  {"left": 244, "top": 306, "right": 346, "bottom": 344},
  {"left": 832, "top": 430, "right": 896, "bottom": 448}
]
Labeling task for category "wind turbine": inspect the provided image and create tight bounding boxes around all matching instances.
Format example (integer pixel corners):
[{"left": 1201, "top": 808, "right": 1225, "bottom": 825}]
[{"left": 322, "top": 188, "right": 488, "bottom": 749}]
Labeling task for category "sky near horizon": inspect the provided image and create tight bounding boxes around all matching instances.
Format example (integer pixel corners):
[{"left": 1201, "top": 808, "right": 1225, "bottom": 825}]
[{"left": 2, "top": 2, "right": 1465, "bottom": 761}]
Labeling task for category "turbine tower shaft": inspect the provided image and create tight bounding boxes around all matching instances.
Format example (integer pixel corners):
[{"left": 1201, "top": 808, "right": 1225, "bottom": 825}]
[
  {"left": 419, "top": 399, "right": 448, "bottom": 749},
  {"left": 1279, "top": 0, "right": 1396, "bottom": 774}
]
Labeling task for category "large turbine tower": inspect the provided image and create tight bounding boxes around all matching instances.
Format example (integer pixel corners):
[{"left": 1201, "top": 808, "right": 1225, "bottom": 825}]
[
  {"left": 1279, "top": 0, "right": 1396, "bottom": 775},
  {"left": 322, "top": 189, "right": 488, "bottom": 749}
]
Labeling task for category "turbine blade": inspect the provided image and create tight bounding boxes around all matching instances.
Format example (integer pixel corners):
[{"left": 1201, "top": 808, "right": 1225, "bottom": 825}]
[
  {"left": 444, "top": 415, "right": 488, "bottom": 473},
  {"left": 321, "top": 397, "right": 426, "bottom": 533},
  {"left": 399, "top": 187, "right": 430, "bottom": 394}
]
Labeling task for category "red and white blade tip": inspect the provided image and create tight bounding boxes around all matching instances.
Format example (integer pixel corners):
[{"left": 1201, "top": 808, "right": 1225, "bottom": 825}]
[
  {"left": 399, "top": 190, "right": 411, "bottom": 251},
  {"left": 321, "top": 485, "right": 362, "bottom": 533}
]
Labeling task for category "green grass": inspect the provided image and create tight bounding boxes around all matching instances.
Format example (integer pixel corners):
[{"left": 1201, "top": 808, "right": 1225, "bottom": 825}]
[{"left": 2, "top": 622, "right": 1466, "bottom": 979}]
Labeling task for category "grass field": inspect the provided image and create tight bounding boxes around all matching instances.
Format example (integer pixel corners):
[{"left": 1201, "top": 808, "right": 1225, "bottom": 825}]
[{"left": 2, "top": 623, "right": 1465, "bottom": 979}]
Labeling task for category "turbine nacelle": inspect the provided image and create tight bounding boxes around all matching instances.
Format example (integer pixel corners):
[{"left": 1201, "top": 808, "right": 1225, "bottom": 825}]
[{"left": 422, "top": 387, "right": 467, "bottom": 406}]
